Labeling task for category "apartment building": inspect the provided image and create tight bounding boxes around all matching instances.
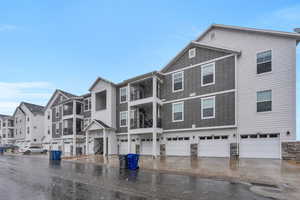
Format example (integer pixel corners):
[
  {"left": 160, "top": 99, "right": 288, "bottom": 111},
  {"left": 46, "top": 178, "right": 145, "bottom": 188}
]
[
  {"left": 43, "top": 90, "right": 90, "bottom": 156},
  {"left": 0, "top": 114, "right": 15, "bottom": 145},
  {"left": 13, "top": 102, "right": 45, "bottom": 148},
  {"left": 46, "top": 24, "right": 299, "bottom": 159}
]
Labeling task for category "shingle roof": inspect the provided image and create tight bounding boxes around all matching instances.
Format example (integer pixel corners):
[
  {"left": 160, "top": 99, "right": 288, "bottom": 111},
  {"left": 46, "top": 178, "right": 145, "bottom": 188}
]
[
  {"left": 22, "top": 102, "right": 45, "bottom": 115},
  {"left": 58, "top": 89, "right": 79, "bottom": 98},
  {"left": 94, "top": 120, "right": 110, "bottom": 128},
  {"left": 0, "top": 114, "right": 11, "bottom": 119}
]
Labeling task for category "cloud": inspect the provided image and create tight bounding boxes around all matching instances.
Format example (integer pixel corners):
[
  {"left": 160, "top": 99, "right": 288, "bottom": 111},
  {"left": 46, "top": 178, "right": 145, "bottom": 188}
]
[
  {"left": 0, "top": 81, "right": 55, "bottom": 115},
  {"left": 0, "top": 24, "right": 17, "bottom": 32}
]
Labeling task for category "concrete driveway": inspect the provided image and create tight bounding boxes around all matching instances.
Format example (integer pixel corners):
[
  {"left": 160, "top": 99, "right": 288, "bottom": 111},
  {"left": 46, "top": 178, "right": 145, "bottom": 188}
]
[{"left": 72, "top": 155, "right": 300, "bottom": 199}]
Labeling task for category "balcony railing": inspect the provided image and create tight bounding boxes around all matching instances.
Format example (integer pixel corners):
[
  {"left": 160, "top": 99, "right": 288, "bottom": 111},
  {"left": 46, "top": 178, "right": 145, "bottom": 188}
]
[
  {"left": 130, "top": 118, "right": 153, "bottom": 129},
  {"left": 63, "top": 128, "right": 73, "bottom": 135}
]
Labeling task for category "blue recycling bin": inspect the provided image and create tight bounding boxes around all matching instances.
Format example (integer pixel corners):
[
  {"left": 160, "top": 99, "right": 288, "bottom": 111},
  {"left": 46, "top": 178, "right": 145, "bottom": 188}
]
[
  {"left": 0, "top": 148, "right": 4, "bottom": 155},
  {"left": 127, "top": 154, "right": 139, "bottom": 170},
  {"left": 50, "top": 150, "right": 62, "bottom": 161}
]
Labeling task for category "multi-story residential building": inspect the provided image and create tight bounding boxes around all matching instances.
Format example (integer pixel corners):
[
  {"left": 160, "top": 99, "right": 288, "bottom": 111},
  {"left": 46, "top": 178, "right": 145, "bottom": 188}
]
[
  {"left": 48, "top": 24, "right": 299, "bottom": 159},
  {"left": 43, "top": 90, "right": 88, "bottom": 156},
  {"left": 0, "top": 114, "right": 15, "bottom": 145},
  {"left": 13, "top": 102, "right": 45, "bottom": 148}
]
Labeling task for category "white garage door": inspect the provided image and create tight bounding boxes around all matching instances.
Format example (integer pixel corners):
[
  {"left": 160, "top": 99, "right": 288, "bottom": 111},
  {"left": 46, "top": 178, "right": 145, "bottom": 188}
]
[
  {"left": 239, "top": 134, "right": 280, "bottom": 159},
  {"left": 198, "top": 135, "right": 229, "bottom": 157},
  {"left": 166, "top": 137, "right": 190, "bottom": 156},
  {"left": 119, "top": 142, "right": 128, "bottom": 155}
]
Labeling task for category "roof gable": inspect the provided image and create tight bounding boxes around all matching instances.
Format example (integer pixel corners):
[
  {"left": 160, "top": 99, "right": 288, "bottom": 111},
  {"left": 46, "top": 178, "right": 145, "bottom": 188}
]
[
  {"left": 160, "top": 42, "right": 238, "bottom": 73},
  {"left": 89, "top": 77, "right": 116, "bottom": 91},
  {"left": 45, "top": 89, "right": 77, "bottom": 109},
  {"left": 196, "top": 24, "right": 300, "bottom": 42}
]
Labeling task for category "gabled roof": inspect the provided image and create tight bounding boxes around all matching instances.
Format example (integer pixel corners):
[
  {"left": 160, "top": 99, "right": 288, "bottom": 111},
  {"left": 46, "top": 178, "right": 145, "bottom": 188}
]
[
  {"left": 21, "top": 102, "right": 45, "bottom": 115},
  {"left": 83, "top": 119, "right": 112, "bottom": 132},
  {"left": 0, "top": 114, "right": 12, "bottom": 119},
  {"left": 45, "top": 89, "right": 79, "bottom": 109},
  {"left": 196, "top": 24, "right": 300, "bottom": 42},
  {"left": 116, "top": 71, "right": 160, "bottom": 86},
  {"left": 89, "top": 77, "right": 116, "bottom": 91},
  {"left": 160, "top": 41, "right": 241, "bottom": 73}
]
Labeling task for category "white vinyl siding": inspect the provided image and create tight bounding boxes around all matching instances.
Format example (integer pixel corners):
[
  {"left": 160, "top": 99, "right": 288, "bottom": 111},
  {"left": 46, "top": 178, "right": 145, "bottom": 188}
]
[
  {"left": 201, "top": 62, "right": 215, "bottom": 86},
  {"left": 172, "top": 71, "right": 184, "bottom": 92},
  {"left": 201, "top": 96, "right": 215, "bottom": 119},
  {"left": 172, "top": 102, "right": 184, "bottom": 122}
]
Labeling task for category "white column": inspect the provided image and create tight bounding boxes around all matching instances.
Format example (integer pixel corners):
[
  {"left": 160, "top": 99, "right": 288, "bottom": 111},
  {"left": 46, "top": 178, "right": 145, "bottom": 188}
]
[
  {"left": 103, "top": 129, "right": 107, "bottom": 157},
  {"left": 152, "top": 76, "right": 158, "bottom": 158},
  {"left": 127, "top": 133, "right": 131, "bottom": 154},
  {"left": 85, "top": 131, "right": 89, "bottom": 155},
  {"left": 72, "top": 101, "right": 76, "bottom": 156}
]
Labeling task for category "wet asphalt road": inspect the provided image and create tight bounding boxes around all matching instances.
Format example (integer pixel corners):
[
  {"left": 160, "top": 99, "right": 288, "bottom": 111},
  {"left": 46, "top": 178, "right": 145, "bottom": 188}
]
[{"left": 0, "top": 155, "right": 271, "bottom": 200}]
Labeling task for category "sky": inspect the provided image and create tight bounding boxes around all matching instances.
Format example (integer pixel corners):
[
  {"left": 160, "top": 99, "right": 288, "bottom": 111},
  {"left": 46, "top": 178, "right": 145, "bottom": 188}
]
[{"left": 0, "top": 0, "right": 299, "bottom": 139}]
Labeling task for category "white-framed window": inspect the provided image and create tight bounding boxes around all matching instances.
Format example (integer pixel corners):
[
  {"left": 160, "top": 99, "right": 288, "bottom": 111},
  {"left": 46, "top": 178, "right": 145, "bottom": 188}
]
[
  {"left": 56, "top": 123, "right": 59, "bottom": 133},
  {"left": 201, "top": 62, "right": 215, "bottom": 86},
  {"left": 55, "top": 107, "right": 59, "bottom": 118},
  {"left": 201, "top": 96, "right": 215, "bottom": 119},
  {"left": 172, "top": 71, "right": 184, "bottom": 92},
  {"left": 84, "top": 98, "right": 91, "bottom": 111},
  {"left": 172, "top": 102, "right": 184, "bottom": 122},
  {"left": 257, "top": 90, "right": 272, "bottom": 112},
  {"left": 120, "top": 111, "right": 128, "bottom": 127},
  {"left": 257, "top": 50, "right": 272, "bottom": 74},
  {"left": 120, "top": 87, "right": 127, "bottom": 103},
  {"left": 188, "top": 48, "right": 196, "bottom": 58}
]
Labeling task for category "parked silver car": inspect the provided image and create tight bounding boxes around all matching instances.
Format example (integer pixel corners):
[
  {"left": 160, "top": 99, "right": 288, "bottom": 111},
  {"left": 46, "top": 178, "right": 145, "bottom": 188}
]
[{"left": 20, "top": 146, "right": 47, "bottom": 155}]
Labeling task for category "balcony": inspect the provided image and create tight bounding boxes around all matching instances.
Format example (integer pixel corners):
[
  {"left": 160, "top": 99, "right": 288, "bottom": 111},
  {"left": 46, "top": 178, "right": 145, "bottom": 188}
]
[
  {"left": 63, "top": 118, "right": 84, "bottom": 136},
  {"left": 63, "top": 101, "right": 83, "bottom": 116},
  {"left": 130, "top": 103, "right": 162, "bottom": 130}
]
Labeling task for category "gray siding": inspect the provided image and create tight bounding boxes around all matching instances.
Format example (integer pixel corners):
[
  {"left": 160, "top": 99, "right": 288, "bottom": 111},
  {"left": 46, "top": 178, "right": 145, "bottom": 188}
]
[
  {"left": 162, "top": 56, "right": 235, "bottom": 101},
  {"left": 162, "top": 92, "right": 235, "bottom": 130},
  {"left": 52, "top": 94, "right": 67, "bottom": 107},
  {"left": 116, "top": 85, "right": 128, "bottom": 133},
  {"left": 52, "top": 122, "right": 62, "bottom": 138},
  {"left": 162, "top": 46, "right": 228, "bottom": 73},
  {"left": 83, "top": 111, "right": 91, "bottom": 118}
]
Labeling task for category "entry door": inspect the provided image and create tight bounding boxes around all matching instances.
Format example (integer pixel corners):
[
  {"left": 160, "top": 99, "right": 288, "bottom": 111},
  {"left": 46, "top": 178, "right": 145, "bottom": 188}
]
[{"left": 94, "top": 138, "right": 103, "bottom": 154}]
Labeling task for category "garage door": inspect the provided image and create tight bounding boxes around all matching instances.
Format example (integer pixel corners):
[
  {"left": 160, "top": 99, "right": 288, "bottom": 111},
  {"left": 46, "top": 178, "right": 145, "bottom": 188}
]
[
  {"left": 198, "top": 135, "right": 229, "bottom": 157},
  {"left": 239, "top": 134, "right": 280, "bottom": 159},
  {"left": 119, "top": 141, "right": 128, "bottom": 155},
  {"left": 166, "top": 137, "right": 190, "bottom": 156}
]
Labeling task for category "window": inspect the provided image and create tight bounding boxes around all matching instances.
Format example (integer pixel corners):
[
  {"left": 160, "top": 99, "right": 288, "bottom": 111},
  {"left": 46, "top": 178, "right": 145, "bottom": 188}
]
[
  {"left": 56, "top": 123, "right": 59, "bottom": 134},
  {"left": 199, "top": 137, "right": 206, "bottom": 140},
  {"left": 201, "top": 96, "right": 215, "bottom": 119},
  {"left": 55, "top": 107, "right": 59, "bottom": 118},
  {"left": 84, "top": 98, "right": 91, "bottom": 111},
  {"left": 188, "top": 48, "right": 196, "bottom": 58},
  {"left": 47, "top": 111, "right": 50, "bottom": 120},
  {"left": 120, "top": 87, "right": 127, "bottom": 103},
  {"left": 27, "top": 127, "right": 30, "bottom": 134},
  {"left": 201, "top": 63, "right": 215, "bottom": 86},
  {"left": 221, "top": 135, "right": 228, "bottom": 139},
  {"left": 120, "top": 111, "right": 128, "bottom": 127},
  {"left": 269, "top": 134, "right": 278, "bottom": 138},
  {"left": 257, "top": 50, "right": 272, "bottom": 74},
  {"left": 172, "top": 102, "right": 184, "bottom": 122},
  {"left": 172, "top": 71, "right": 184, "bottom": 92},
  {"left": 250, "top": 135, "right": 258, "bottom": 139},
  {"left": 184, "top": 137, "right": 189, "bottom": 140},
  {"left": 95, "top": 90, "right": 107, "bottom": 110},
  {"left": 257, "top": 90, "right": 272, "bottom": 112},
  {"left": 27, "top": 117, "right": 30, "bottom": 122}
]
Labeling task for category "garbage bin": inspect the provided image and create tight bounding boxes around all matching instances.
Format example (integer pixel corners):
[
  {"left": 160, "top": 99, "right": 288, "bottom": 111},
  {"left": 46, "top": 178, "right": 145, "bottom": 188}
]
[
  {"left": 127, "top": 154, "right": 139, "bottom": 170},
  {"left": 49, "top": 150, "right": 62, "bottom": 161},
  {"left": 0, "top": 148, "right": 4, "bottom": 155},
  {"left": 119, "top": 155, "right": 127, "bottom": 169}
]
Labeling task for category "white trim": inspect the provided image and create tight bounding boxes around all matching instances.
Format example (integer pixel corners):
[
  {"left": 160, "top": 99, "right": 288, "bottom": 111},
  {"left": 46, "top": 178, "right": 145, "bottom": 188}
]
[
  {"left": 256, "top": 49, "right": 272, "bottom": 74},
  {"left": 201, "top": 62, "right": 215, "bottom": 87},
  {"left": 163, "top": 125, "right": 236, "bottom": 133},
  {"left": 172, "top": 71, "right": 184, "bottom": 93},
  {"left": 201, "top": 96, "right": 215, "bottom": 119},
  {"left": 172, "top": 102, "right": 184, "bottom": 122},
  {"left": 120, "top": 111, "right": 128, "bottom": 127},
  {"left": 83, "top": 98, "right": 91, "bottom": 111},
  {"left": 119, "top": 87, "right": 128, "bottom": 103},
  {"left": 163, "top": 54, "right": 234, "bottom": 75},
  {"left": 163, "top": 89, "right": 235, "bottom": 104},
  {"left": 188, "top": 48, "right": 196, "bottom": 58}
]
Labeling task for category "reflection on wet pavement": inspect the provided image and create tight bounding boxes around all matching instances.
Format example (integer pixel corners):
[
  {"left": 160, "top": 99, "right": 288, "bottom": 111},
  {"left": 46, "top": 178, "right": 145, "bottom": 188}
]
[{"left": 0, "top": 155, "right": 271, "bottom": 200}]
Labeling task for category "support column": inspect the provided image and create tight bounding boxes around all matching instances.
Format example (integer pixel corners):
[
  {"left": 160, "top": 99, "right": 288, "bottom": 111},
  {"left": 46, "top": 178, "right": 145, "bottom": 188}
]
[
  {"left": 85, "top": 131, "right": 89, "bottom": 155},
  {"left": 152, "top": 76, "right": 158, "bottom": 158},
  {"left": 127, "top": 133, "right": 131, "bottom": 154},
  {"left": 103, "top": 129, "right": 107, "bottom": 157},
  {"left": 152, "top": 131, "right": 157, "bottom": 158},
  {"left": 72, "top": 101, "right": 76, "bottom": 156}
]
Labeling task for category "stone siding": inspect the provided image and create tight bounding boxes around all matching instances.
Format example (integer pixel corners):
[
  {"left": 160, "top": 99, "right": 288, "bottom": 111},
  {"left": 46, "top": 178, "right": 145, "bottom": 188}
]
[{"left": 282, "top": 142, "right": 300, "bottom": 161}]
